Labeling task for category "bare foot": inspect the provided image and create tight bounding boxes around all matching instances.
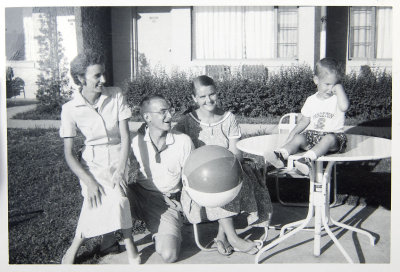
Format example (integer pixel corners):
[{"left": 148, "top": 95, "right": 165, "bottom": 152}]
[
  {"left": 128, "top": 254, "right": 141, "bottom": 265},
  {"left": 61, "top": 249, "right": 75, "bottom": 264},
  {"left": 228, "top": 237, "right": 260, "bottom": 254}
]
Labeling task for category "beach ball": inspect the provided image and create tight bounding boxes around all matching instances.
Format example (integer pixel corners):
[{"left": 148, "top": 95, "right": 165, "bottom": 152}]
[{"left": 182, "top": 145, "right": 243, "bottom": 208}]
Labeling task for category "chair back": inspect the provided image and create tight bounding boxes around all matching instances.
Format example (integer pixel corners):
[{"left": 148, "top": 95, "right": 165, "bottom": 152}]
[{"left": 278, "top": 113, "right": 299, "bottom": 134}]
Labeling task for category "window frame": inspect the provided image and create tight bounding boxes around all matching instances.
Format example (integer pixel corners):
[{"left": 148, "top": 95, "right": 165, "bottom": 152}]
[
  {"left": 190, "top": 6, "right": 299, "bottom": 61},
  {"left": 276, "top": 6, "right": 299, "bottom": 59},
  {"left": 347, "top": 6, "right": 391, "bottom": 61}
]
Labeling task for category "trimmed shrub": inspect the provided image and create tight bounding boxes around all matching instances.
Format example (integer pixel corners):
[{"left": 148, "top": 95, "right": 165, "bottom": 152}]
[
  {"left": 124, "top": 70, "right": 193, "bottom": 114},
  {"left": 124, "top": 65, "right": 391, "bottom": 122},
  {"left": 342, "top": 69, "right": 392, "bottom": 120},
  {"left": 6, "top": 67, "right": 25, "bottom": 99}
]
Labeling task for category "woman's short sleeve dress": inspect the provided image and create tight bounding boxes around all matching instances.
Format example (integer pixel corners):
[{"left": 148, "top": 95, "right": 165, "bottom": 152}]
[
  {"left": 175, "top": 112, "right": 273, "bottom": 227},
  {"left": 59, "top": 87, "right": 133, "bottom": 238}
]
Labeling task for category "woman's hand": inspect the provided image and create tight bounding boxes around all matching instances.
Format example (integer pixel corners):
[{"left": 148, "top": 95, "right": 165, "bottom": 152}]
[
  {"left": 86, "top": 178, "right": 106, "bottom": 208},
  {"left": 64, "top": 137, "right": 107, "bottom": 208},
  {"left": 111, "top": 170, "right": 127, "bottom": 196}
]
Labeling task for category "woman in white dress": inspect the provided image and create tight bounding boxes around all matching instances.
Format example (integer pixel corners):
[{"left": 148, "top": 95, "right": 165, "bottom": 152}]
[{"left": 59, "top": 50, "right": 140, "bottom": 264}]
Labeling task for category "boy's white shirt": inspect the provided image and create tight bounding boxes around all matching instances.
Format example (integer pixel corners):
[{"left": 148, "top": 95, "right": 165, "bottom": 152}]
[
  {"left": 130, "top": 128, "right": 194, "bottom": 194},
  {"left": 301, "top": 93, "right": 345, "bottom": 133}
]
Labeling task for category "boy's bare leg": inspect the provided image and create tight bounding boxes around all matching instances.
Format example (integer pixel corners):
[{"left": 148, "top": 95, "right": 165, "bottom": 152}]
[
  {"left": 264, "top": 134, "right": 308, "bottom": 169},
  {"left": 294, "top": 134, "right": 338, "bottom": 176},
  {"left": 121, "top": 228, "right": 140, "bottom": 264},
  {"left": 154, "top": 234, "right": 181, "bottom": 263},
  {"left": 62, "top": 236, "right": 85, "bottom": 264},
  {"left": 308, "top": 134, "right": 338, "bottom": 157},
  {"left": 281, "top": 134, "right": 308, "bottom": 155}
]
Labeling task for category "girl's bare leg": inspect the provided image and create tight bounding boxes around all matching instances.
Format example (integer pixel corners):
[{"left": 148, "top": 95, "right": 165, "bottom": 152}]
[
  {"left": 215, "top": 223, "right": 233, "bottom": 254},
  {"left": 219, "top": 217, "right": 259, "bottom": 253}
]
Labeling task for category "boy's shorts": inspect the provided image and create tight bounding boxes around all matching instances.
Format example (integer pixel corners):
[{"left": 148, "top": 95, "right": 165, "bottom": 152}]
[
  {"left": 301, "top": 130, "right": 347, "bottom": 153},
  {"left": 127, "top": 183, "right": 183, "bottom": 242}
]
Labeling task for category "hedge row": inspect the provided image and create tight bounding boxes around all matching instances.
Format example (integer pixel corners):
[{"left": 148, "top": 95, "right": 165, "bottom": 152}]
[{"left": 124, "top": 65, "right": 392, "bottom": 121}]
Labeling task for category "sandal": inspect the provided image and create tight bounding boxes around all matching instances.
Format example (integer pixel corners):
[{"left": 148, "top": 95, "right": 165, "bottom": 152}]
[
  {"left": 233, "top": 240, "right": 263, "bottom": 255},
  {"left": 213, "top": 239, "right": 234, "bottom": 256}
]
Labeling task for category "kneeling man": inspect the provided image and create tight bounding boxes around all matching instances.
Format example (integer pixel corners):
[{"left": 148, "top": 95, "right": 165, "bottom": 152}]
[{"left": 128, "top": 94, "right": 194, "bottom": 263}]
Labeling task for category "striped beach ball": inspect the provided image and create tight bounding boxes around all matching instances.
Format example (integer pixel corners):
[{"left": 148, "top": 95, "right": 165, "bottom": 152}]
[{"left": 182, "top": 145, "right": 243, "bottom": 208}]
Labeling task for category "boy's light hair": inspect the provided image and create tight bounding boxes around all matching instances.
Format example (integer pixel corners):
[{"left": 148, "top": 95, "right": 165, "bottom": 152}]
[
  {"left": 139, "top": 94, "right": 166, "bottom": 117},
  {"left": 315, "top": 58, "right": 343, "bottom": 81}
]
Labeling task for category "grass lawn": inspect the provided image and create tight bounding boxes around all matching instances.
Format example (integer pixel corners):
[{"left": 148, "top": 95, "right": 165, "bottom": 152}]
[
  {"left": 7, "top": 127, "right": 391, "bottom": 264},
  {"left": 7, "top": 128, "right": 145, "bottom": 264}
]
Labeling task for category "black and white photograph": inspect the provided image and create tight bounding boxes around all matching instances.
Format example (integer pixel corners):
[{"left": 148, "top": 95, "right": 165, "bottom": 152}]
[{"left": 1, "top": 0, "right": 398, "bottom": 270}]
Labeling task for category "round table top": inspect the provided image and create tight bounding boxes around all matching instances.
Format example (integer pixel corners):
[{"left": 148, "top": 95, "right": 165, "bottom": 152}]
[{"left": 237, "top": 134, "right": 391, "bottom": 162}]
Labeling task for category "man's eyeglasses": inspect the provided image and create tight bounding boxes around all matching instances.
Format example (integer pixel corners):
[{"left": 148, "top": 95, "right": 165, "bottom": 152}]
[{"left": 145, "top": 107, "right": 176, "bottom": 117}]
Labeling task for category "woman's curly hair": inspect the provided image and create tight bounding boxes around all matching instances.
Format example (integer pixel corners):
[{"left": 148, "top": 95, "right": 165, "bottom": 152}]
[{"left": 70, "top": 49, "right": 105, "bottom": 86}]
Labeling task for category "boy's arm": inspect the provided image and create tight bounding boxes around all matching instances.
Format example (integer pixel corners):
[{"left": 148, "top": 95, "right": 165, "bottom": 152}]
[
  {"left": 284, "top": 115, "right": 310, "bottom": 144},
  {"left": 64, "top": 137, "right": 105, "bottom": 208},
  {"left": 333, "top": 84, "right": 350, "bottom": 112}
]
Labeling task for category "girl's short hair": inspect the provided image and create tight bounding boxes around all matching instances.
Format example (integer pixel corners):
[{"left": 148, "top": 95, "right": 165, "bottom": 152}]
[
  {"left": 192, "top": 75, "right": 215, "bottom": 95},
  {"left": 315, "top": 57, "right": 343, "bottom": 81},
  {"left": 70, "top": 49, "right": 105, "bottom": 86}
]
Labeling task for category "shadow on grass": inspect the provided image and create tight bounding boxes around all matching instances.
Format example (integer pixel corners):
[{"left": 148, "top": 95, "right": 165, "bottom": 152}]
[{"left": 8, "top": 209, "right": 44, "bottom": 227}]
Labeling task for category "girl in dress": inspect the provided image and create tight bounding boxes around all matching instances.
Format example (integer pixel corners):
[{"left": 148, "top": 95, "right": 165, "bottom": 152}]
[
  {"left": 60, "top": 50, "right": 140, "bottom": 264},
  {"left": 175, "top": 75, "right": 273, "bottom": 255}
]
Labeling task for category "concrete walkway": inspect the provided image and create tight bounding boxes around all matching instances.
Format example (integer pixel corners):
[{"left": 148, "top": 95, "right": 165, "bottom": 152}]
[{"left": 99, "top": 203, "right": 390, "bottom": 264}]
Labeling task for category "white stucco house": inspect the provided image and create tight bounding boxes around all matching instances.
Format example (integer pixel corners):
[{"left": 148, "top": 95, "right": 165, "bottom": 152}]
[{"left": 5, "top": 5, "right": 392, "bottom": 98}]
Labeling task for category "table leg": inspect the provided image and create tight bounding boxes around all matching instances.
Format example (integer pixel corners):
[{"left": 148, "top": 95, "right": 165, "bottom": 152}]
[
  {"left": 320, "top": 202, "right": 354, "bottom": 263},
  {"left": 313, "top": 161, "right": 324, "bottom": 256},
  {"left": 255, "top": 202, "right": 315, "bottom": 264},
  {"left": 255, "top": 176, "right": 315, "bottom": 264},
  {"left": 312, "top": 161, "right": 355, "bottom": 262},
  {"left": 329, "top": 217, "right": 376, "bottom": 246},
  {"left": 280, "top": 218, "right": 311, "bottom": 237},
  {"left": 256, "top": 160, "right": 375, "bottom": 264}
]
